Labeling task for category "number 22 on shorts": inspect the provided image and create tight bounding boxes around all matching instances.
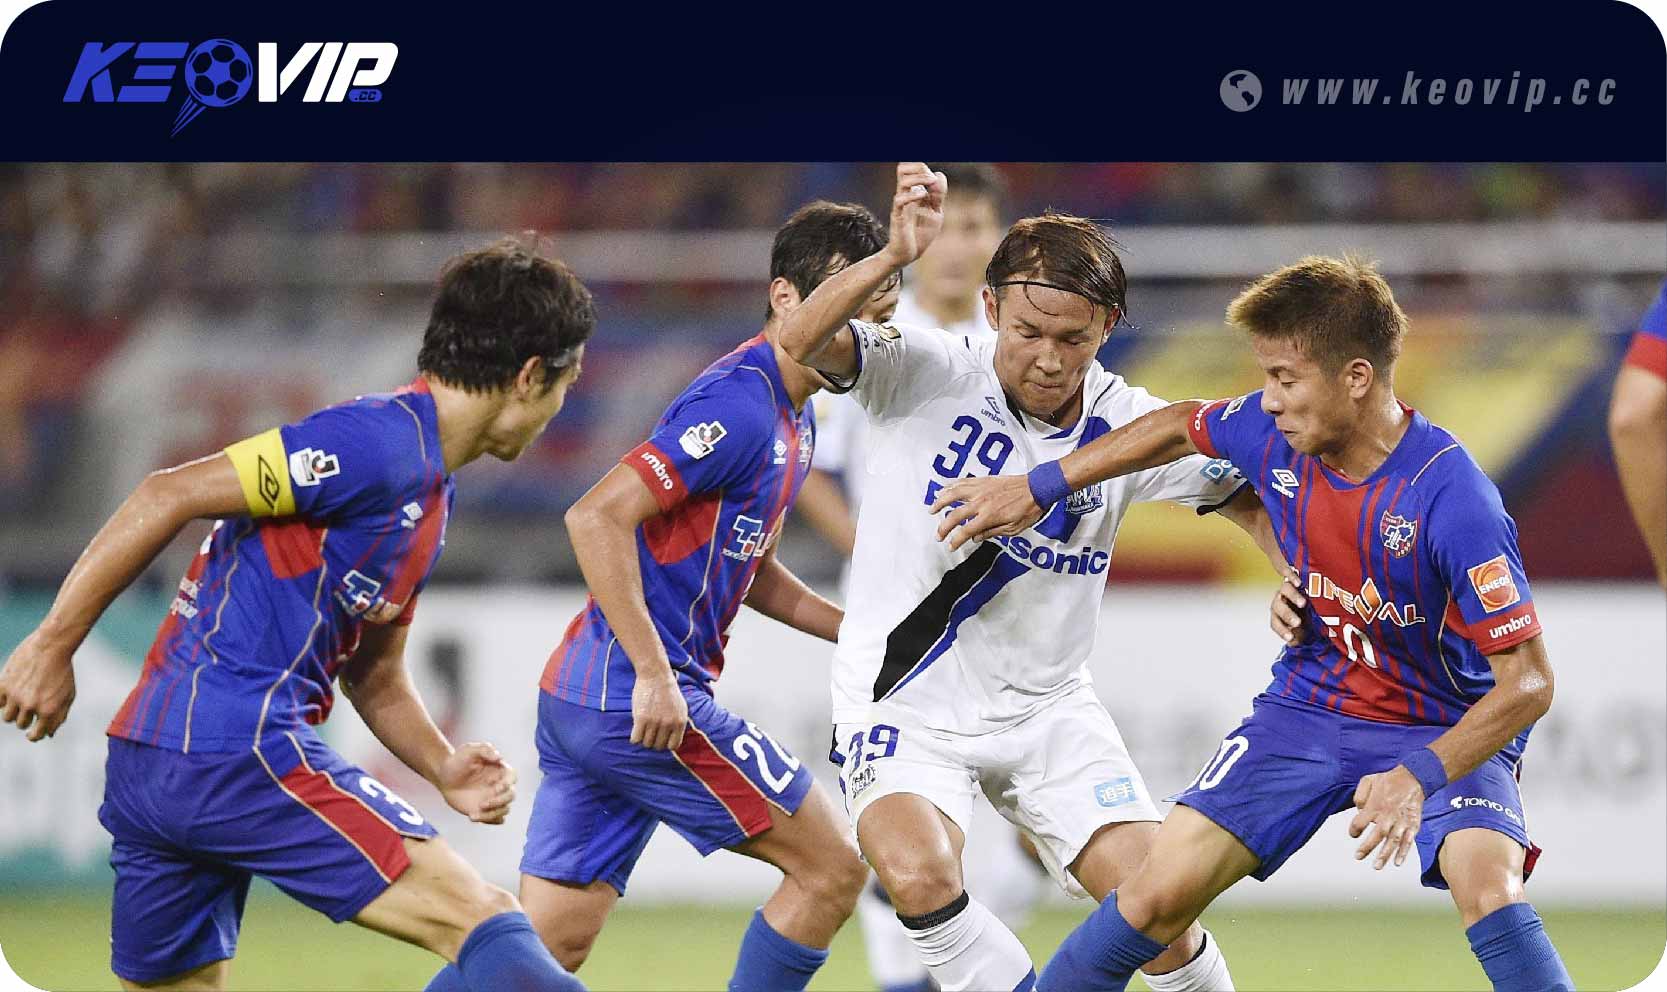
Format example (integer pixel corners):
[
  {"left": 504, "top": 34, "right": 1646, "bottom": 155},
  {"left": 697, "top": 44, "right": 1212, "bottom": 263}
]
[{"left": 731, "top": 721, "right": 802, "bottom": 795}]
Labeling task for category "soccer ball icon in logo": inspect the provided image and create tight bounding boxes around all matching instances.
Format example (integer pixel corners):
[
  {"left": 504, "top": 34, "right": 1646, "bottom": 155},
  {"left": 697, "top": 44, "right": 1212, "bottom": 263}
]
[{"left": 173, "top": 39, "right": 252, "bottom": 135}]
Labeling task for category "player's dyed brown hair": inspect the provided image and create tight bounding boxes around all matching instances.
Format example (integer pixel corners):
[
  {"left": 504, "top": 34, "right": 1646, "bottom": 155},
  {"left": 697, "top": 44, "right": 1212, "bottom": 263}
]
[
  {"left": 419, "top": 234, "right": 596, "bottom": 394},
  {"left": 766, "top": 201, "right": 887, "bottom": 321},
  {"left": 985, "top": 212, "right": 1126, "bottom": 318},
  {"left": 1226, "top": 254, "right": 1407, "bottom": 373}
]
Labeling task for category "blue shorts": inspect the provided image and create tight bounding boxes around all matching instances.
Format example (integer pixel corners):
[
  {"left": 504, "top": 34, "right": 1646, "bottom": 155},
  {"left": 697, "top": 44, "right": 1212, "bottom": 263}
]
[
  {"left": 521, "top": 686, "right": 814, "bottom": 895},
  {"left": 99, "top": 732, "right": 438, "bottom": 983},
  {"left": 1174, "top": 695, "right": 1539, "bottom": 889}
]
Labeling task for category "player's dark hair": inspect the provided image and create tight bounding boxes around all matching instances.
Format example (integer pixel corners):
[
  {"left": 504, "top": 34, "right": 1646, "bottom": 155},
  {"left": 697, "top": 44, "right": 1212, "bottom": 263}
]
[
  {"left": 985, "top": 212, "right": 1126, "bottom": 319},
  {"left": 766, "top": 201, "right": 887, "bottom": 321},
  {"left": 419, "top": 235, "right": 596, "bottom": 394},
  {"left": 937, "top": 162, "right": 1009, "bottom": 219},
  {"left": 1226, "top": 254, "right": 1406, "bottom": 372}
]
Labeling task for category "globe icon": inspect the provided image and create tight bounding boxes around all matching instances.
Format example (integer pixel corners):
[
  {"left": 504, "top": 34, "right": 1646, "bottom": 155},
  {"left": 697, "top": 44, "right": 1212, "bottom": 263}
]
[
  {"left": 183, "top": 39, "right": 253, "bottom": 108},
  {"left": 1220, "top": 70, "right": 1262, "bottom": 112}
]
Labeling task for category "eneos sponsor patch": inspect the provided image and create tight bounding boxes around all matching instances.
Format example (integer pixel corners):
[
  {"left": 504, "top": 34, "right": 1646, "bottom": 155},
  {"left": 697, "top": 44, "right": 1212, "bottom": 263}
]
[{"left": 1467, "top": 555, "right": 1520, "bottom": 612}]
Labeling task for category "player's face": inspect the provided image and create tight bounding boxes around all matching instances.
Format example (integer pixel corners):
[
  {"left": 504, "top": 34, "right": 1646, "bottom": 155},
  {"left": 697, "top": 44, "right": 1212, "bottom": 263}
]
[
  {"left": 495, "top": 349, "right": 585, "bottom": 460},
  {"left": 987, "top": 282, "right": 1113, "bottom": 421},
  {"left": 910, "top": 195, "right": 1003, "bottom": 307},
  {"left": 1250, "top": 336, "right": 1350, "bottom": 455}
]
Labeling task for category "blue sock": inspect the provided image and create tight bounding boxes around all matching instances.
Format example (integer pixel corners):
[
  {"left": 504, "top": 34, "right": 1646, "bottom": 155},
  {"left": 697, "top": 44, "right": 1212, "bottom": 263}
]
[
  {"left": 423, "top": 964, "right": 468, "bottom": 992},
  {"left": 880, "top": 983, "right": 933, "bottom": 992},
  {"left": 454, "top": 911, "right": 586, "bottom": 992},
  {"left": 1466, "top": 903, "right": 1575, "bottom": 991},
  {"left": 728, "top": 908, "right": 829, "bottom": 992},
  {"left": 1038, "top": 891, "right": 1166, "bottom": 992}
]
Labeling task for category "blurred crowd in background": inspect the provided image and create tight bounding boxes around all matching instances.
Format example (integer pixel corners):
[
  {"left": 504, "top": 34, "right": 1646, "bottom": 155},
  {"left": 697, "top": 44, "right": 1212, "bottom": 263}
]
[{"left": 0, "top": 162, "right": 1661, "bottom": 590}]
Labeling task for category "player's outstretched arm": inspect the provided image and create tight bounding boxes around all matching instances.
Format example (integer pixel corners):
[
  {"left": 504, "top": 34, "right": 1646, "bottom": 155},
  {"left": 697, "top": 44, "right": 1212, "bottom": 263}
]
[
  {"left": 565, "top": 464, "right": 690, "bottom": 751},
  {"left": 929, "top": 400, "right": 1206, "bottom": 550},
  {"left": 1609, "top": 364, "right": 1667, "bottom": 587},
  {"left": 340, "top": 622, "right": 516, "bottom": 824},
  {"left": 1349, "top": 635, "right": 1554, "bottom": 871},
  {"left": 743, "top": 546, "right": 842, "bottom": 643},
  {"left": 0, "top": 453, "right": 248, "bottom": 742},
  {"left": 778, "top": 162, "right": 946, "bottom": 379}
]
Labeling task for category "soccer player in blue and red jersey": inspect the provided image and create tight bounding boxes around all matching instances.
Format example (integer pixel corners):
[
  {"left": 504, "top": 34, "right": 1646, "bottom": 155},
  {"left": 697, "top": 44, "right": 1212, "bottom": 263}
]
[
  {"left": 932, "top": 255, "right": 1574, "bottom": 991},
  {"left": 1609, "top": 281, "right": 1666, "bottom": 587},
  {"left": 498, "top": 192, "right": 929, "bottom": 992},
  {"left": 0, "top": 239, "right": 594, "bottom": 992}
]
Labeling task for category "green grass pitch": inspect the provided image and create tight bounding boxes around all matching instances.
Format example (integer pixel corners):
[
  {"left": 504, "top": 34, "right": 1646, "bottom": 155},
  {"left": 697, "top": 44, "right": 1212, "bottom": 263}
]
[{"left": 1, "top": 887, "right": 1660, "bottom": 990}]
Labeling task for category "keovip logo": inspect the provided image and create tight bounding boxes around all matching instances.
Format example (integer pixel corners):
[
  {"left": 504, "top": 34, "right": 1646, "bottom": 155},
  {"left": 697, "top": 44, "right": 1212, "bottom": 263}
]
[{"left": 63, "top": 40, "right": 398, "bottom": 135}]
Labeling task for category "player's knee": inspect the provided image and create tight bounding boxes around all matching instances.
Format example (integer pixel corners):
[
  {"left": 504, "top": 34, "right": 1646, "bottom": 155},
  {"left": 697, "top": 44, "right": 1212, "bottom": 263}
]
[
  {"left": 450, "top": 881, "right": 523, "bottom": 937},
  {"left": 1450, "top": 872, "right": 1526, "bottom": 928},
  {"left": 871, "top": 848, "right": 962, "bottom": 917},
  {"left": 1116, "top": 876, "right": 1199, "bottom": 944},
  {"left": 544, "top": 926, "right": 600, "bottom": 972}
]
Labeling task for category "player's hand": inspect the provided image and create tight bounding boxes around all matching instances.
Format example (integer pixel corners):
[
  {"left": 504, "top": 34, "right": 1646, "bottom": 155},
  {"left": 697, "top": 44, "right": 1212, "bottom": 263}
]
[
  {"left": 928, "top": 475, "right": 1042, "bottom": 550},
  {"left": 631, "top": 670, "right": 689, "bottom": 751},
  {"left": 1269, "top": 566, "right": 1308, "bottom": 645},
  {"left": 883, "top": 163, "right": 947, "bottom": 269},
  {"left": 0, "top": 632, "right": 78, "bottom": 742},
  {"left": 437, "top": 741, "right": 517, "bottom": 825},
  {"left": 1348, "top": 766, "right": 1424, "bottom": 870}
]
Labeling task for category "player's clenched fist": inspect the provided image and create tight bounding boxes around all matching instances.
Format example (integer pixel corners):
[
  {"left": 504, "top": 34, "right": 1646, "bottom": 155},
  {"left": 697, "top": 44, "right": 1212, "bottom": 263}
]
[
  {"left": 1348, "top": 766, "right": 1424, "bottom": 870},
  {"left": 0, "top": 633, "right": 78, "bottom": 742},
  {"left": 883, "top": 163, "right": 947, "bottom": 269},
  {"left": 929, "top": 474, "right": 1043, "bottom": 550},
  {"left": 438, "top": 741, "right": 518, "bottom": 825},
  {"left": 631, "top": 669, "right": 689, "bottom": 751}
]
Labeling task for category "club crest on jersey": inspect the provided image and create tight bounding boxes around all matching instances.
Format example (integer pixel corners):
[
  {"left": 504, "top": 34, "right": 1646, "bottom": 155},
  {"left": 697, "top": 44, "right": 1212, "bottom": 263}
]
[
  {"left": 798, "top": 430, "right": 813, "bottom": 466},
  {"left": 1220, "top": 394, "right": 1249, "bottom": 420},
  {"left": 288, "top": 447, "right": 339, "bottom": 487},
  {"left": 1271, "top": 468, "right": 1300, "bottom": 498},
  {"left": 1065, "top": 483, "right": 1104, "bottom": 515},
  {"left": 1467, "top": 555, "right": 1520, "bottom": 612},
  {"left": 401, "top": 500, "right": 423, "bottom": 530},
  {"left": 678, "top": 420, "right": 727, "bottom": 460},
  {"left": 1380, "top": 511, "right": 1417, "bottom": 558}
]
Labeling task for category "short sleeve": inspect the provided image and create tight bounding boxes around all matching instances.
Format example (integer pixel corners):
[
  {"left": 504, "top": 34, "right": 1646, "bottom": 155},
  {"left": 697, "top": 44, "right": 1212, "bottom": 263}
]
[
  {"left": 1426, "top": 470, "right": 1542, "bottom": 654},
  {"left": 224, "top": 405, "right": 400, "bottom": 520},
  {"left": 1622, "top": 282, "right": 1667, "bottom": 379},
  {"left": 1118, "top": 384, "right": 1248, "bottom": 510},
  {"left": 847, "top": 320, "right": 962, "bottom": 419},
  {"left": 623, "top": 392, "right": 771, "bottom": 513},
  {"left": 1186, "top": 391, "right": 1273, "bottom": 466}
]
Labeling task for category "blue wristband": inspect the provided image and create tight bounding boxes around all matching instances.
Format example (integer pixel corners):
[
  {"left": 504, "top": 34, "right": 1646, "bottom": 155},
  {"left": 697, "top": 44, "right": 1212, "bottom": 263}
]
[
  {"left": 1027, "top": 460, "right": 1072, "bottom": 509},
  {"left": 1398, "top": 746, "right": 1448, "bottom": 796}
]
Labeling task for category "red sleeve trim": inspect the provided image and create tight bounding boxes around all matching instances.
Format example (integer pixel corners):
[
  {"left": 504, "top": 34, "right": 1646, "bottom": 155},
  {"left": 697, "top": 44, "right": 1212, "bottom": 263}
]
[
  {"left": 623, "top": 441, "right": 687, "bottom": 513},
  {"left": 1466, "top": 602, "right": 1542, "bottom": 655},
  {"left": 1187, "top": 400, "right": 1227, "bottom": 459},
  {"left": 1623, "top": 332, "right": 1667, "bottom": 379}
]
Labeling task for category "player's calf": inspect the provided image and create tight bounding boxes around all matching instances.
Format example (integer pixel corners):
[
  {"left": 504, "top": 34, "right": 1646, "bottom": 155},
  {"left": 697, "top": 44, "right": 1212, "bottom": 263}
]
[{"left": 1440, "top": 828, "right": 1574, "bottom": 991}]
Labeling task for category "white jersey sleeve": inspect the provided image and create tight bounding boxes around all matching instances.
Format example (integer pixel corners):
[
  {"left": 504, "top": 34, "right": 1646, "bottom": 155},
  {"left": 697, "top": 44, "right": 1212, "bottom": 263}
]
[
  {"left": 1116, "top": 382, "right": 1248, "bottom": 510},
  {"left": 847, "top": 320, "right": 967, "bottom": 421}
]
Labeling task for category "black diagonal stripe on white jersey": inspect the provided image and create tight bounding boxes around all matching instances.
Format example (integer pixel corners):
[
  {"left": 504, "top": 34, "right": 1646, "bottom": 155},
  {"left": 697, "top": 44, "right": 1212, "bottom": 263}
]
[{"left": 872, "top": 542, "right": 1004, "bottom": 701}]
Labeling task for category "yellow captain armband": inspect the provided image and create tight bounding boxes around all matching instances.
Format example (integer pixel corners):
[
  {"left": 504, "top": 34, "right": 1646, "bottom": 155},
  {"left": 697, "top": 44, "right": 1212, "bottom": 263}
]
[{"left": 223, "top": 428, "right": 296, "bottom": 517}]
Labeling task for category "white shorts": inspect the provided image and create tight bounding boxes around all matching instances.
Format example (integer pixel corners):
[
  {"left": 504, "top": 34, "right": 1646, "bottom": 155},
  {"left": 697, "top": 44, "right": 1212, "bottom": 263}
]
[{"left": 834, "top": 684, "right": 1161, "bottom": 897}]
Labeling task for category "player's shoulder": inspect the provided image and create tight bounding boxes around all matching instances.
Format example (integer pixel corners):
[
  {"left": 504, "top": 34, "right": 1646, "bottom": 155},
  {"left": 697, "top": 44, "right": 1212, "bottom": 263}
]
[
  {"left": 1405, "top": 419, "right": 1504, "bottom": 514},
  {"left": 1641, "top": 281, "right": 1667, "bottom": 340},
  {"left": 667, "top": 354, "right": 781, "bottom": 441},
  {"left": 290, "top": 388, "right": 437, "bottom": 496}
]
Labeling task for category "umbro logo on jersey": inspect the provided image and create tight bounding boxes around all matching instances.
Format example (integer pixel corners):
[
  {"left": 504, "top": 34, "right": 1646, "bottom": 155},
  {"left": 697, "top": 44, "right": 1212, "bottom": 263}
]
[
  {"left": 980, "top": 396, "right": 1006, "bottom": 425},
  {"left": 401, "top": 501, "right": 423, "bottom": 530},
  {"left": 772, "top": 439, "right": 788, "bottom": 465},
  {"left": 288, "top": 447, "right": 340, "bottom": 487},
  {"left": 679, "top": 421, "right": 727, "bottom": 460},
  {"left": 1271, "top": 468, "right": 1300, "bottom": 498}
]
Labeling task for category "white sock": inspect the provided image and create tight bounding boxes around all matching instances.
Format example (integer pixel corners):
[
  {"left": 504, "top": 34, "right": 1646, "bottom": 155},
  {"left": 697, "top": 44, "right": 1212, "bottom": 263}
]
[
  {"left": 899, "top": 892, "right": 1034, "bottom": 992},
  {"left": 857, "top": 877, "right": 931, "bottom": 989},
  {"left": 1141, "top": 928, "right": 1235, "bottom": 992}
]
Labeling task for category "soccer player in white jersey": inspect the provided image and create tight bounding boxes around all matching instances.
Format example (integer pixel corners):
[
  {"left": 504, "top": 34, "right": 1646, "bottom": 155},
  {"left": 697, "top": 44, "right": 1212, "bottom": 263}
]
[
  {"left": 780, "top": 164, "right": 1281, "bottom": 992},
  {"left": 799, "top": 164, "right": 1048, "bottom": 992}
]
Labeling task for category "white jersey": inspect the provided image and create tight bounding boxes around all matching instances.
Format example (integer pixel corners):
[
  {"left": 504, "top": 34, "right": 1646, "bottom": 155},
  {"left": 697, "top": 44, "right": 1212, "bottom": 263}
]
[
  {"left": 830, "top": 320, "right": 1246, "bottom": 735},
  {"left": 812, "top": 289, "right": 992, "bottom": 514}
]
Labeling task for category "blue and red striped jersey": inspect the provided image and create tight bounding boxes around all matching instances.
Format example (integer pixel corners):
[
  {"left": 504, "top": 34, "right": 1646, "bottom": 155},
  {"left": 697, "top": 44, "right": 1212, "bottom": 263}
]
[
  {"left": 541, "top": 335, "right": 814, "bottom": 710},
  {"left": 108, "top": 378, "right": 454, "bottom": 752},
  {"left": 1188, "top": 392, "right": 1541, "bottom": 728},
  {"left": 1623, "top": 281, "right": 1666, "bottom": 379}
]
